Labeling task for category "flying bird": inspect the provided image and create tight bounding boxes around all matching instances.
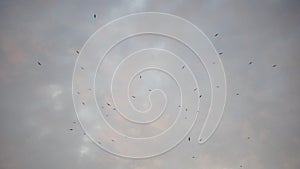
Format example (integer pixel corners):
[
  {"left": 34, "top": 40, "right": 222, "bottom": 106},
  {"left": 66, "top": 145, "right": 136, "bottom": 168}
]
[
  {"left": 199, "top": 95, "right": 202, "bottom": 98},
  {"left": 182, "top": 65, "right": 185, "bottom": 69},
  {"left": 107, "top": 103, "right": 111, "bottom": 106},
  {"left": 249, "top": 61, "right": 253, "bottom": 65},
  {"left": 236, "top": 93, "right": 240, "bottom": 96},
  {"left": 82, "top": 102, "right": 85, "bottom": 105},
  {"left": 37, "top": 61, "right": 42, "bottom": 66},
  {"left": 76, "top": 50, "right": 79, "bottom": 54},
  {"left": 214, "top": 33, "right": 219, "bottom": 37},
  {"left": 194, "top": 88, "right": 197, "bottom": 91},
  {"left": 80, "top": 66, "right": 84, "bottom": 70},
  {"left": 69, "top": 128, "right": 73, "bottom": 131},
  {"left": 140, "top": 75, "right": 142, "bottom": 79},
  {"left": 132, "top": 96, "right": 136, "bottom": 98},
  {"left": 188, "top": 137, "right": 191, "bottom": 141},
  {"left": 272, "top": 64, "right": 277, "bottom": 67},
  {"left": 93, "top": 14, "right": 96, "bottom": 18},
  {"left": 219, "top": 52, "right": 223, "bottom": 55}
]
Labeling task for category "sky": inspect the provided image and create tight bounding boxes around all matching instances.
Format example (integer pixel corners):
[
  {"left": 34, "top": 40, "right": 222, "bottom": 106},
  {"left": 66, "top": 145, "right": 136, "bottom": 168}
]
[{"left": 0, "top": 0, "right": 300, "bottom": 169}]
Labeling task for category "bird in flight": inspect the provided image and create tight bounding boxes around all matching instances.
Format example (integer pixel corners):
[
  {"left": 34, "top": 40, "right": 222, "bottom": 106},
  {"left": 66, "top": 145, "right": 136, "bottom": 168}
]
[
  {"left": 214, "top": 33, "right": 219, "bottom": 37},
  {"left": 93, "top": 14, "right": 96, "bottom": 18},
  {"left": 219, "top": 52, "right": 223, "bottom": 55},
  {"left": 272, "top": 64, "right": 277, "bottom": 67},
  {"left": 76, "top": 50, "right": 79, "bottom": 54},
  {"left": 249, "top": 61, "right": 253, "bottom": 65},
  {"left": 37, "top": 61, "right": 42, "bottom": 66}
]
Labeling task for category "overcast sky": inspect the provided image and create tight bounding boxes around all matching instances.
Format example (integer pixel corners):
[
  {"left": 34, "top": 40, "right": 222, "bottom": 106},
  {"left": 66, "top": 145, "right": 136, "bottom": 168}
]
[{"left": 0, "top": 0, "right": 300, "bottom": 169}]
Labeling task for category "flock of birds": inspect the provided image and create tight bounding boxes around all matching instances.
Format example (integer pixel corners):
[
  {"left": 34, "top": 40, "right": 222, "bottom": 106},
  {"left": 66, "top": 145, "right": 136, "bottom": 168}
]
[{"left": 35, "top": 14, "right": 278, "bottom": 167}]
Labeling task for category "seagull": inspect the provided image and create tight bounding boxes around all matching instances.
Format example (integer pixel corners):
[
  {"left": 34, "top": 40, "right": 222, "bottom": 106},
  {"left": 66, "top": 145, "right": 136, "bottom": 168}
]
[
  {"left": 93, "top": 14, "right": 96, "bottom": 18},
  {"left": 37, "top": 61, "right": 42, "bottom": 66},
  {"left": 214, "top": 33, "right": 219, "bottom": 37}
]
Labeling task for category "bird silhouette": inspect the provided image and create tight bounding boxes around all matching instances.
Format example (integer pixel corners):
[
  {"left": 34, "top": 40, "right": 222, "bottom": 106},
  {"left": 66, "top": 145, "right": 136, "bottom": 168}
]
[
  {"left": 214, "top": 33, "right": 219, "bottom": 37},
  {"left": 249, "top": 61, "right": 253, "bottom": 65},
  {"left": 37, "top": 61, "right": 42, "bottom": 66},
  {"left": 76, "top": 50, "right": 79, "bottom": 54},
  {"left": 272, "top": 64, "right": 277, "bottom": 67},
  {"left": 188, "top": 137, "right": 191, "bottom": 141},
  {"left": 219, "top": 52, "right": 223, "bottom": 55},
  {"left": 93, "top": 14, "right": 96, "bottom": 18}
]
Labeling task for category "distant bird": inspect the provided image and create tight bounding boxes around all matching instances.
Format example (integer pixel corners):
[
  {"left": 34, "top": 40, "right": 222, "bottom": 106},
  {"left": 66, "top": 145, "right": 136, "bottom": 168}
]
[
  {"left": 76, "top": 50, "right": 79, "bottom": 54},
  {"left": 194, "top": 88, "right": 197, "bottom": 91},
  {"left": 139, "top": 75, "right": 142, "bottom": 79},
  {"left": 98, "top": 141, "right": 101, "bottom": 144},
  {"left": 73, "top": 121, "right": 76, "bottom": 124},
  {"left": 236, "top": 93, "right": 240, "bottom": 96},
  {"left": 113, "top": 108, "right": 116, "bottom": 111},
  {"left": 83, "top": 132, "right": 86, "bottom": 135},
  {"left": 107, "top": 103, "right": 111, "bottom": 106},
  {"left": 214, "top": 33, "right": 219, "bottom": 37},
  {"left": 93, "top": 14, "right": 96, "bottom": 18},
  {"left": 185, "top": 108, "right": 188, "bottom": 111},
  {"left": 37, "top": 61, "right": 42, "bottom": 66},
  {"left": 192, "top": 156, "right": 196, "bottom": 159},
  {"left": 80, "top": 66, "right": 84, "bottom": 70},
  {"left": 272, "top": 64, "right": 277, "bottom": 67},
  {"left": 132, "top": 96, "right": 136, "bottom": 98},
  {"left": 82, "top": 102, "right": 85, "bottom": 105},
  {"left": 182, "top": 65, "right": 185, "bottom": 69},
  {"left": 249, "top": 61, "right": 253, "bottom": 65},
  {"left": 247, "top": 137, "right": 250, "bottom": 139},
  {"left": 199, "top": 138, "right": 203, "bottom": 142},
  {"left": 199, "top": 95, "right": 202, "bottom": 98},
  {"left": 111, "top": 139, "right": 115, "bottom": 142},
  {"left": 240, "top": 165, "right": 243, "bottom": 168},
  {"left": 188, "top": 137, "right": 191, "bottom": 141},
  {"left": 216, "top": 85, "right": 220, "bottom": 88},
  {"left": 69, "top": 128, "right": 73, "bottom": 131},
  {"left": 148, "top": 89, "right": 152, "bottom": 91},
  {"left": 178, "top": 105, "right": 181, "bottom": 107},
  {"left": 77, "top": 91, "right": 80, "bottom": 95},
  {"left": 219, "top": 52, "right": 223, "bottom": 55}
]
